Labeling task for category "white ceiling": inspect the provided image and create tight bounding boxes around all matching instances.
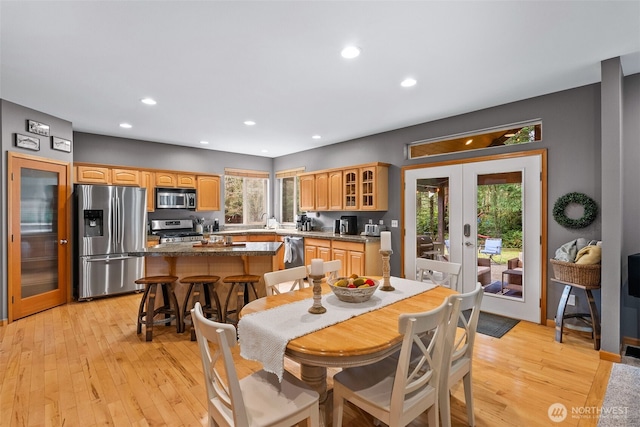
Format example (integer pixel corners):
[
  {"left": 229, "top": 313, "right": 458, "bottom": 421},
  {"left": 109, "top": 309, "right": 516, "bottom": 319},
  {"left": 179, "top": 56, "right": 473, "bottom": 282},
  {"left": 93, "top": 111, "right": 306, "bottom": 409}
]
[{"left": 1, "top": 1, "right": 639, "bottom": 158}]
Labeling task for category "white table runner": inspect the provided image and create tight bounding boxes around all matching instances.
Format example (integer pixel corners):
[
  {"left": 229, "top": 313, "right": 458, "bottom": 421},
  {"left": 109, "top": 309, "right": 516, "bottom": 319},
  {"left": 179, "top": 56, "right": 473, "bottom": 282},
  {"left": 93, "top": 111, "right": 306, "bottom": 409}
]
[{"left": 238, "top": 277, "right": 437, "bottom": 381}]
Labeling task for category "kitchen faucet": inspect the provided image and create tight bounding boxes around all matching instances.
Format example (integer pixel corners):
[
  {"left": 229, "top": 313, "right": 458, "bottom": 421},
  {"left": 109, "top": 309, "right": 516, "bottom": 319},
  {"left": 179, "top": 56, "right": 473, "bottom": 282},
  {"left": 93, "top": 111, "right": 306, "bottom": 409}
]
[{"left": 260, "top": 212, "right": 268, "bottom": 227}]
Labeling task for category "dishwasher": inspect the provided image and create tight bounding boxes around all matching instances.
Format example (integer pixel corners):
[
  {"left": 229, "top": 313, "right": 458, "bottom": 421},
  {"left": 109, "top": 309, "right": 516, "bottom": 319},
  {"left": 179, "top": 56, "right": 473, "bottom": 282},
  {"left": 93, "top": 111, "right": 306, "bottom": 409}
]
[{"left": 283, "top": 236, "right": 305, "bottom": 269}]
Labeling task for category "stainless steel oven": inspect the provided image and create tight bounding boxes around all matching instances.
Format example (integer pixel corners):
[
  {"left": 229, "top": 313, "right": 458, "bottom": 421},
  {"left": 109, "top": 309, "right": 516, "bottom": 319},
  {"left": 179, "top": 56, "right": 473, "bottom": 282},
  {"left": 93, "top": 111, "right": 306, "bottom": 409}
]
[{"left": 155, "top": 188, "right": 196, "bottom": 210}]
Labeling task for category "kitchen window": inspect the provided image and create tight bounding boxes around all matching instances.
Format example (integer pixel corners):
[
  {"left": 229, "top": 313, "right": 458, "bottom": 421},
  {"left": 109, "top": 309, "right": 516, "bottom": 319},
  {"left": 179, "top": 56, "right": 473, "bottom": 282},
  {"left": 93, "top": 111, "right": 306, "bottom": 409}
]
[
  {"left": 224, "top": 168, "right": 269, "bottom": 225},
  {"left": 276, "top": 167, "right": 304, "bottom": 224}
]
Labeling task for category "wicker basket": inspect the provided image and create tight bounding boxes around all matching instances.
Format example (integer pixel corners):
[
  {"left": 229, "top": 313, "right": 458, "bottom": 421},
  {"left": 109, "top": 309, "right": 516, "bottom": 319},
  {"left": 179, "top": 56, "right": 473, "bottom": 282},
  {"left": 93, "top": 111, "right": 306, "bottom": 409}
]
[{"left": 550, "top": 259, "right": 601, "bottom": 287}]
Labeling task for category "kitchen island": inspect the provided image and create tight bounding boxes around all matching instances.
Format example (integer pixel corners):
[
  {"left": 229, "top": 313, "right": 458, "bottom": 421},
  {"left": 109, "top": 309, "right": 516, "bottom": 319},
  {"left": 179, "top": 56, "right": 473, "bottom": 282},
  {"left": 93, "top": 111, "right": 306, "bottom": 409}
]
[{"left": 130, "top": 241, "right": 283, "bottom": 314}]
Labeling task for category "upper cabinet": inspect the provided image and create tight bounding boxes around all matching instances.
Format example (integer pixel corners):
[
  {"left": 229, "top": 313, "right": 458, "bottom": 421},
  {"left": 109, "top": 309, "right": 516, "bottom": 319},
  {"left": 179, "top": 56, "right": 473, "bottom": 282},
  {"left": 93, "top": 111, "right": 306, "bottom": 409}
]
[
  {"left": 111, "top": 168, "right": 140, "bottom": 186},
  {"left": 299, "top": 174, "right": 315, "bottom": 211},
  {"left": 141, "top": 170, "right": 155, "bottom": 212},
  {"left": 298, "top": 162, "right": 389, "bottom": 212},
  {"left": 75, "top": 165, "right": 110, "bottom": 184},
  {"left": 360, "top": 164, "right": 388, "bottom": 210},
  {"left": 177, "top": 174, "right": 196, "bottom": 188},
  {"left": 196, "top": 175, "right": 220, "bottom": 211},
  {"left": 155, "top": 172, "right": 177, "bottom": 187}
]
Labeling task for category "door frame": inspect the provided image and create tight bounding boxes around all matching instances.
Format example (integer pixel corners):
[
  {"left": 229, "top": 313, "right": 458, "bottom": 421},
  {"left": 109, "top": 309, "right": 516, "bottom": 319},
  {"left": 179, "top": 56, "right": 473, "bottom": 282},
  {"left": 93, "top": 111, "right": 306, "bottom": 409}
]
[
  {"left": 7, "top": 152, "right": 72, "bottom": 322},
  {"left": 401, "top": 149, "right": 548, "bottom": 323}
]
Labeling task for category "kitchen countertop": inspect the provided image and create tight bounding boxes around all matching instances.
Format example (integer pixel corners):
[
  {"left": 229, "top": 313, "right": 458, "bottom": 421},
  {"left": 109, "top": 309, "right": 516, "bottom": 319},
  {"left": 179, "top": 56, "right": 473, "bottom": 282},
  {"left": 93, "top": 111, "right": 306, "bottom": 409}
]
[
  {"left": 211, "top": 228, "right": 382, "bottom": 243},
  {"left": 130, "top": 241, "right": 282, "bottom": 257}
]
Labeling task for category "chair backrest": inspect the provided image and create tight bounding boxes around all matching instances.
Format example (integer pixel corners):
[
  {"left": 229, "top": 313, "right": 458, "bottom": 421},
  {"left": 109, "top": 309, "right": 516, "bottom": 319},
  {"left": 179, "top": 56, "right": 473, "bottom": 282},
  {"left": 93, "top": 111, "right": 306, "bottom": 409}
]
[
  {"left": 480, "top": 238, "right": 502, "bottom": 255},
  {"left": 263, "top": 266, "right": 309, "bottom": 296},
  {"left": 416, "top": 258, "right": 462, "bottom": 291},
  {"left": 306, "top": 259, "right": 342, "bottom": 280},
  {"left": 446, "top": 283, "right": 484, "bottom": 375},
  {"left": 191, "top": 302, "right": 250, "bottom": 426},
  {"left": 391, "top": 298, "right": 461, "bottom": 421}
]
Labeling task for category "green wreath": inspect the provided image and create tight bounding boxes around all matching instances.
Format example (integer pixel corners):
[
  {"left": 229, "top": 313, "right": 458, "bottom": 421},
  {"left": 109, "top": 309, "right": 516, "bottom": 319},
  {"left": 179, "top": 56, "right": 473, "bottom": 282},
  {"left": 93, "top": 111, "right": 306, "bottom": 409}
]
[{"left": 553, "top": 192, "right": 598, "bottom": 229}]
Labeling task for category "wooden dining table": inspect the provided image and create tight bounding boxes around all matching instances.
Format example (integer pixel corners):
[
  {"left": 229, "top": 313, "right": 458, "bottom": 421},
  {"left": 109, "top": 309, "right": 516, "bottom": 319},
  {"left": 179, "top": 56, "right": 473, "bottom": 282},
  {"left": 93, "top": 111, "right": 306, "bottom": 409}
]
[{"left": 239, "top": 276, "right": 456, "bottom": 426}]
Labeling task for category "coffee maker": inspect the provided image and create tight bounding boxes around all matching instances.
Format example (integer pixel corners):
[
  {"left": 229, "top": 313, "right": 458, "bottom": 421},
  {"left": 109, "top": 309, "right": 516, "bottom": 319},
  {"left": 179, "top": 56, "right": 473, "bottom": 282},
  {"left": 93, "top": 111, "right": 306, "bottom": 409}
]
[{"left": 339, "top": 215, "right": 358, "bottom": 235}]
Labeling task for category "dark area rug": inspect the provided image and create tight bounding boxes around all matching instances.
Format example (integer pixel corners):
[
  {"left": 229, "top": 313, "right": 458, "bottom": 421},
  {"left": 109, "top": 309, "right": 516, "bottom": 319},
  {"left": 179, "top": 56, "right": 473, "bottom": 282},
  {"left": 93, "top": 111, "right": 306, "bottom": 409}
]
[
  {"left": 483, "top": 280, "right": 522, "bottom": 298},
  {"left": 460, "top": 309, "right": 520, "bottom": 338}
]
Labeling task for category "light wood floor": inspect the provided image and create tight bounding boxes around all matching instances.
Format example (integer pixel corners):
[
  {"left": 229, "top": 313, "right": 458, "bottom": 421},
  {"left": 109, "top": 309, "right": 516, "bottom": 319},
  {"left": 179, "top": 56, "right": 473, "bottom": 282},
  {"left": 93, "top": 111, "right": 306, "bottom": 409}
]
[{"left": 0, "top": 292, "right": 612, "bottom": 427}]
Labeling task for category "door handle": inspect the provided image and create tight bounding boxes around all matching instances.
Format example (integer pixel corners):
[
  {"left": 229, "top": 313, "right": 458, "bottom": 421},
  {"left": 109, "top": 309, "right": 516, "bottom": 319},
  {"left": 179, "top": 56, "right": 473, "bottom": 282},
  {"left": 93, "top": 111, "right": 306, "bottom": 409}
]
[
  {"left": 59, "top": 239, "right": 68, "bottom": 245},
  {"left": 465, "top": 241, "right": 474, "bottom": 247}
]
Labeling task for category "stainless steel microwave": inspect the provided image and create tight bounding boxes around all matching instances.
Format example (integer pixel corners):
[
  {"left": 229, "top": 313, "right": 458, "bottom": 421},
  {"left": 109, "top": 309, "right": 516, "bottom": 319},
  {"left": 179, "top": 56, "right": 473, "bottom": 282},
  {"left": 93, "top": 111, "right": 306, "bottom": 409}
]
[{"left": 155, "top": 188, "right": 197, "bottom": 210}]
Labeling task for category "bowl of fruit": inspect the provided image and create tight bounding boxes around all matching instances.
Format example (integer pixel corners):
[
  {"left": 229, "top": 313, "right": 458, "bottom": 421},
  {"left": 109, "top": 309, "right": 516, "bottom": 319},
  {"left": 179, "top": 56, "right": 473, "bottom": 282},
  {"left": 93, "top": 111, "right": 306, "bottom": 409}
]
[{"left": 328, "top": 274, "right": 379, "bottom": 303}]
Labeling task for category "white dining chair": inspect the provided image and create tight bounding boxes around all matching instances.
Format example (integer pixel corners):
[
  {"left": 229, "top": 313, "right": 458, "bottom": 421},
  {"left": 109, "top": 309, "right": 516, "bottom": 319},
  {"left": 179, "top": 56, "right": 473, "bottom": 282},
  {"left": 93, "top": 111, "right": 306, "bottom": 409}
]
[
  {"left": 416, "top": 258, "right": 462, "bottom": 291},
  {"left": 263, "top": 265, "right": 309, "bottom": 296},
  {"left": 191, "top": 302, "right": 320, "bottom": 427},
  {"left": 441, "top": 283, "right": 484, "bottom": 427},
  {"left": 332, "top": 297, "right": 460, "bottom": 427}
]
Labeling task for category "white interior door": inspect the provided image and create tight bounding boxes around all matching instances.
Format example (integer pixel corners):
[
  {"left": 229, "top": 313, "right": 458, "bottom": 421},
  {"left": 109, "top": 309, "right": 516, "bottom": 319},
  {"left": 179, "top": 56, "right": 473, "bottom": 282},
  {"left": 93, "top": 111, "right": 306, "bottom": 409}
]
[{"left": 404, "top": 154, "right": 542, "bottom": 323}]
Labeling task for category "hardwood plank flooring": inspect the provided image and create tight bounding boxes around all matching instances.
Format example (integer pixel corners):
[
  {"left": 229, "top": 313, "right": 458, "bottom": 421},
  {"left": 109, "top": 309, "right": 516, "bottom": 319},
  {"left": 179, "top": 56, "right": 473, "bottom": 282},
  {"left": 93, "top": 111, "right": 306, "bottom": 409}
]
[{"left": 0, "top": 293, "right": 611, "bottom": 427}]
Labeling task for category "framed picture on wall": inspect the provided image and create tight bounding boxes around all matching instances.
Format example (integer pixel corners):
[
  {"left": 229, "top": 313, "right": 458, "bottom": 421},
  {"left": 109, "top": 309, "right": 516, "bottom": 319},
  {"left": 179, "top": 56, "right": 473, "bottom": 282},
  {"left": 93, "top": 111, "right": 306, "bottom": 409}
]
[
  {"left": 15, "top": 133, "right": 40, "bottom": 151},
  {"left": 27, "top": 119, "right": 50, "bottom": 136},
  {"left": 51, "top": 136, "right": 72, "bottom": 153}
]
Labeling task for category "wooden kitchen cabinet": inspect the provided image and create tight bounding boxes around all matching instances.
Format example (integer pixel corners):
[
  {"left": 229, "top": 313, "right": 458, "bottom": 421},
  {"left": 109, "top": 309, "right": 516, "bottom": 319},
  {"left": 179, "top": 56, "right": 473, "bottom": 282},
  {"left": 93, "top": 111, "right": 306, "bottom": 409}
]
[
  {"left": 141, "top": 170, "right": 155, "bottom": 211},
  {"left": 332, "top": 239, "right": 380, "bottom": 277},
  {"left": 315, "top": 172, "right": 329, "bottom": 211},
  {"left": 343, "top": 168, "right": 359, "bottom": 210},
  {"left": 196, "top": 175, "right": 220, "bottom": 211},
  {"left": 155, "top": 172, "right": 177, "bottom": 187},
  {"left": 360, "top": 163, "right": 389, "bottom": 211},
  {"left": 328, "top": 170, "right": 343, "bottom": 210},
  {"left": 75, "top": 165, "right": 110, "bottom": 184},
  {"left": 299, "top": 174, "right": 315, "bottom": 211},
  {"left": 177, "top": 174, "right": 196, "bottom": 188},
  {"left": 111, "top": 168, "right": 140, "bottom": 186},
  {"left": 304, "top": 238, "right": 331, "bottom": 264}
]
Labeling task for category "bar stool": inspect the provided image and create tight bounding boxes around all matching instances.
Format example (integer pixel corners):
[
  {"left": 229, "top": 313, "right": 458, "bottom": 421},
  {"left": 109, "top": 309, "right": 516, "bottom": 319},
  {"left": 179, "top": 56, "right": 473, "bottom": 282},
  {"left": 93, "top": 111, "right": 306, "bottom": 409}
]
[
  {"left": 180, "top": 275, "right": 222, "bottom": 341},
  {"left": 222, "top": 274, "right": 261, "bottom": 324},
  {"left": 135, "top": 275, "right": 181, "bottom": 342}
]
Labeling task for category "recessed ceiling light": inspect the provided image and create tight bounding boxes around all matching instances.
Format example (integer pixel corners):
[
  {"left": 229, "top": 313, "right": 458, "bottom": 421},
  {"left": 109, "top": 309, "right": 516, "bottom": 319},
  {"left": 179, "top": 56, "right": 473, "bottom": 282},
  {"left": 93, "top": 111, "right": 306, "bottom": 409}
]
[
  {"left": 200, "top": 140, "right": 209, "bottom": 145},
  {"left": 341, "top": 46, "right": 361, "bottom": 59},
  {"left": 119, "top": 123, "right": 132, "bottom": 129},
  {"left": 261, "top": 149, "right": 268, "bottom": 153},
  {"left": 312, "top": 135, "right": 322, "bottom": 140},
  {"left": 141, "top": 97, "right": 157, "bottom": 105},
  {"left": 400, "top": 78, "right": 417, "bottom": 88},
  {"left": 465, "top": 139, "right": 473, "bottom": 145},
  {"left": 244, "top": 120, "right": 256, "bottom": 126}
]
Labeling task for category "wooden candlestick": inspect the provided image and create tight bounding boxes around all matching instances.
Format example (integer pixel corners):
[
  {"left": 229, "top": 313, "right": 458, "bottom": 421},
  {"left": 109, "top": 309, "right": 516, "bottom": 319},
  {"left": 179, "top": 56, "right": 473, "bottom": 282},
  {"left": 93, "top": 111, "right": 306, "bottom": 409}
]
[
  {"left": 308, "top": 274, "right": 326, "bottom": 314},
  {"left": 379, "top": 249, "right": 395, "bottom": 291}
]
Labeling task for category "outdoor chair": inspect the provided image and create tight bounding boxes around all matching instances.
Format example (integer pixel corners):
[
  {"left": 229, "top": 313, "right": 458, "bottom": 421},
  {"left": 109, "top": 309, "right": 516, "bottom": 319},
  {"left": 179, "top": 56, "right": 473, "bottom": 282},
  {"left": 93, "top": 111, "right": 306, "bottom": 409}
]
[{"left": 479, "top": 238, "right": 502, "bottom": 261}]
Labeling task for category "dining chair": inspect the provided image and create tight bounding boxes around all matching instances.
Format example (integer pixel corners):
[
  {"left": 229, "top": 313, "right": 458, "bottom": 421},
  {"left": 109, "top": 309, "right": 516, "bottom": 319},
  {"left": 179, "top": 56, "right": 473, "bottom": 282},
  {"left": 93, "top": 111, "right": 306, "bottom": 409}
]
[
  {"left": 440, "top": 283, "right": 484, "bottom": 427},
  {"left": 263, "top": 265, "right": 309, "bottom": 296},
  {"left": 332, "top": 297, "right": 460, "bottom": 427},
  {"left": 191, "top": 302, "right": 320, "bottom": 427},
  {"left": 416, "top": 258, "right": 462, "bottom": 292}
]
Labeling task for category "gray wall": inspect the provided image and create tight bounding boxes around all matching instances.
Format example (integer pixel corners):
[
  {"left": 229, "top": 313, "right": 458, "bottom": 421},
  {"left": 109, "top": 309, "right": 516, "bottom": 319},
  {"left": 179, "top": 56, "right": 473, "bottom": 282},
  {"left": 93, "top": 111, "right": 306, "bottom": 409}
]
[{"left": 1, "top": 99, "right": 73, "bottom": 320}]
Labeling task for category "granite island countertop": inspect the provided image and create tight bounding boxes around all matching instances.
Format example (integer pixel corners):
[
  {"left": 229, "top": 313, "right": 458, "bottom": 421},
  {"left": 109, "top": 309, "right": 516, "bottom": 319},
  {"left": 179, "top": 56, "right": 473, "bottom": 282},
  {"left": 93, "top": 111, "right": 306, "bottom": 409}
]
[
  {"left": 130, "top": 241, "right": 282, "bottom": 257},
  {"left": 211, "top": 228, "right": 381, "bottom": 243}
]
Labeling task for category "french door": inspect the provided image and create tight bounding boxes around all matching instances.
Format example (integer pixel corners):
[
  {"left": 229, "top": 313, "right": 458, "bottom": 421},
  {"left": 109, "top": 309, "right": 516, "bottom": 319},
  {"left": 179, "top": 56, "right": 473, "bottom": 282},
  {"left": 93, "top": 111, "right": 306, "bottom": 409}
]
[
  {"left": 404, "top": 153, "right": 543, "bottom": 323},
  {"left": 8, "top": 152, "right": 71, "bottom": 321}
]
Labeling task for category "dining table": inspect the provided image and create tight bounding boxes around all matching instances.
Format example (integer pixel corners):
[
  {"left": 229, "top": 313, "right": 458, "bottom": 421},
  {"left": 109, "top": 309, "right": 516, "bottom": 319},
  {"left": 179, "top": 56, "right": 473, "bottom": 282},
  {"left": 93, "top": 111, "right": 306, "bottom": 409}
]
[{"left": 238, "top": 276, "right": 456, "bottom": 426}]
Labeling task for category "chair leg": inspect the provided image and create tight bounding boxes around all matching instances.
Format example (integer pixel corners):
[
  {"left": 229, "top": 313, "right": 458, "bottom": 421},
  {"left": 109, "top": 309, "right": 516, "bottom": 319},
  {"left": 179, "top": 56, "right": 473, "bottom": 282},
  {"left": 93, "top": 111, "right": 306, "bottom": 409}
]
[
  {"left": 166, "top": 283, "right": 183, "bottom": 333},
  {"left": 137, "top": 284, "right": 152, "bottom": 335},
  {"left": 145, "top": 284, "right": 158, "bottom": 342},
  {"left": 440, "top": 385, "right": 452, "bottom": 427},
  {"left": 205, "top": 283, "right": 223, "bottom": 322},
  {"left": 188, "top": 284, "right": 201, "bottom": 340},
  {"left": 333, "top": 390, "right": 344, "bottom": 427},
  {"left": 463, "top": 372, "right": 476, "bottom": 426}
]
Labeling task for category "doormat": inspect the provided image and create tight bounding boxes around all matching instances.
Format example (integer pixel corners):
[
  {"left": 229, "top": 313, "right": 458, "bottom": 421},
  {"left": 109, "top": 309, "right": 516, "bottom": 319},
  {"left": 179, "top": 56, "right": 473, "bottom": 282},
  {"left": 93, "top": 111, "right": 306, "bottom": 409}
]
[
  {"left": 483, "top": 280, "right": 522, "bottom": 298},
  {"left": 597, "top": 363, "right": 640, "bottom": 426},
  {"left": 460, "top": 309, "right": 520, "bottom": 339}
]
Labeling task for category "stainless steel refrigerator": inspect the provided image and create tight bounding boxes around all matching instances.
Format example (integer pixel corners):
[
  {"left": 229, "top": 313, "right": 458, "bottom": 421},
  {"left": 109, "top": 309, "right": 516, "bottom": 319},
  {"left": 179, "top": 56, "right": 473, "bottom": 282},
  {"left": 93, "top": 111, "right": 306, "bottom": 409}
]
[{"left": 75, "top": 184, "right": 147, "bottom": 300}]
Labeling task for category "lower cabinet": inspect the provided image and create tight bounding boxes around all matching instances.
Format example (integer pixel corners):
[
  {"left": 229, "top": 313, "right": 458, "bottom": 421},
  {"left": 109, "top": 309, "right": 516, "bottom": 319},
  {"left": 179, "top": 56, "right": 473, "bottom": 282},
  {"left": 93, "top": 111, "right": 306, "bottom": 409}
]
[
  {"left": 304, "top": 238, "right": 381, "bottom": 277},
  {"left": 305, "top": 238, "right": 332, "bottom": 264}
]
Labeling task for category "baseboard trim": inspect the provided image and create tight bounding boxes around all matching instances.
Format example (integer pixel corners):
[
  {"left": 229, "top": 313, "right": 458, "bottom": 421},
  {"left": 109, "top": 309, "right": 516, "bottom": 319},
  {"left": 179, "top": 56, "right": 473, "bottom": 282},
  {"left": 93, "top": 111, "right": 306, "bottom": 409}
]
[
  {"left": 600, "top": 350, "right": 622, "bottom": 362},
  {"left": 623, "top": 336, "right": 640, "bottom": 347}
]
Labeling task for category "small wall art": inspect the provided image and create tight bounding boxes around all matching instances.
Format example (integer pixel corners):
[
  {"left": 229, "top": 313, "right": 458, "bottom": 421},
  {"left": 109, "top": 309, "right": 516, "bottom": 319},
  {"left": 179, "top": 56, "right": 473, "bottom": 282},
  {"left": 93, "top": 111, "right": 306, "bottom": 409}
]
[
  {"left": 27, "top": 119, "right": 50, "bottom": 136},
  {"left": 15, "top": 133, "right": 40, "bottom": 151},
  {"left": 51, "top": 136, "right": 72, "bottom": 153}
]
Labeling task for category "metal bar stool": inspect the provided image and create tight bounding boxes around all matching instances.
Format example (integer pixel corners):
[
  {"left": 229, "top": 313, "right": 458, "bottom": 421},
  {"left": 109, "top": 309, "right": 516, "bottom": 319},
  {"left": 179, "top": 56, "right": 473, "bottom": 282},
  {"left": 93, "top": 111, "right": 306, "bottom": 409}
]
[
  {"left": 135, "top": 275, "right": 181, "bottom": 341},
  {"left": 222, "top": 274, "right": 261, "bottom": 324},
  {"left": 180, "top": 275, "right": 222, "bottom": 341}
]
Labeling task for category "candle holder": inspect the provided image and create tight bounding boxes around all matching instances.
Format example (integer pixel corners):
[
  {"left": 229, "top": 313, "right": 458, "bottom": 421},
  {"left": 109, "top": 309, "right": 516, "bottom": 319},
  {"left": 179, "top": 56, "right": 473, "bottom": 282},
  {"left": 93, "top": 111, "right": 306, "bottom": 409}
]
[
  {"left": 308, "top": 274, "right": 327, "bottom": 314},
  {"left": 379, "top": 249, "right": 395, "bottom": 291}
]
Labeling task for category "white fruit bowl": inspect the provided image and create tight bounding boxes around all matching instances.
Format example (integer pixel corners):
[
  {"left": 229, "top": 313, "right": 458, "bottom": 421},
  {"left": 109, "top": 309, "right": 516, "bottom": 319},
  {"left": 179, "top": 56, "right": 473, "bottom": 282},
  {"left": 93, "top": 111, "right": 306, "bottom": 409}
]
[{"left": 327, "top": 277, "right": 379, "bottom": 303}]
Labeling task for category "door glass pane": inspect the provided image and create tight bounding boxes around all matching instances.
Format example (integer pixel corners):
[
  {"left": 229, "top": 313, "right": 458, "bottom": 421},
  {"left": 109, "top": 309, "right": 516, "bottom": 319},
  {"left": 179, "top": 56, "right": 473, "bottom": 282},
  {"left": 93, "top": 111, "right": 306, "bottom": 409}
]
[
  {"left": 476, "top": 172, "right": 523, "bottom": 300},
  {"left": 21, "top": 168, "right": 59, "bottom": 297},
  {"left": 416, "top": 178, "right": 449, "bottom": 262}
]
